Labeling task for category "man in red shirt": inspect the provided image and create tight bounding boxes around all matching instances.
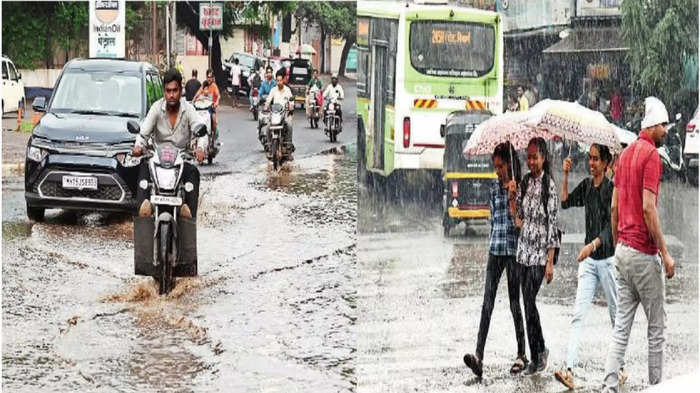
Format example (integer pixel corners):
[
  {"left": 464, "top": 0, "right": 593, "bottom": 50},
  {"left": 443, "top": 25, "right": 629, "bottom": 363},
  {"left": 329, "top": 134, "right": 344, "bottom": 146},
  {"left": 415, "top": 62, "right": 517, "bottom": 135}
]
[
  {"left": 602, "top": 96, "right": 675, "bottom": 392},
  {"left": 610, "top": 89, "right": 624, "bottom": 126}
]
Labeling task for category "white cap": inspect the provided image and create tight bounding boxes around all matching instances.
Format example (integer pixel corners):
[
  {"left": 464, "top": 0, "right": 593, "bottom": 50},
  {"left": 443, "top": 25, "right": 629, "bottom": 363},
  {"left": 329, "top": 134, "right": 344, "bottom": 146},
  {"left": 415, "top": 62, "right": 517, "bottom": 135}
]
[
  {"left": 331, "top": 73, "right": 338, "bottom": 79},
  {"left": 641, "top": 96, "right": 669, "bottom": 129}
]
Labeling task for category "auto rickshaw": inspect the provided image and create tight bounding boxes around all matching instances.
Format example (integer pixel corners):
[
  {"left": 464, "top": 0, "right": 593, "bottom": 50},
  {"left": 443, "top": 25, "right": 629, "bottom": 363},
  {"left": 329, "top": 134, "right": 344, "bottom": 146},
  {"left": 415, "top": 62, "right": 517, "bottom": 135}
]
[
  {"left": 287, "top": 58, "right": 312, "bottom": 107},
  {"left": 440, "top": 110, "right": 496, "bottom": 236}
]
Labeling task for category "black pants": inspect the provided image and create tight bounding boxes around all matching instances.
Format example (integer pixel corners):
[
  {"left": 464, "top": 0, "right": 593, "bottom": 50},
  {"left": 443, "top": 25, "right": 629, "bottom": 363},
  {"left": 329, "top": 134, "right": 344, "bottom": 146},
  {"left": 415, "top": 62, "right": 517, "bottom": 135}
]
[
  {"left": 136, "top": 160, "right": 200, "bottom": 218},
  {"left": 475, "top": 254, "right": 526, "bottom": 360},
  {"left": 514, "top": 263, "right": 546, "bottom": 362}
]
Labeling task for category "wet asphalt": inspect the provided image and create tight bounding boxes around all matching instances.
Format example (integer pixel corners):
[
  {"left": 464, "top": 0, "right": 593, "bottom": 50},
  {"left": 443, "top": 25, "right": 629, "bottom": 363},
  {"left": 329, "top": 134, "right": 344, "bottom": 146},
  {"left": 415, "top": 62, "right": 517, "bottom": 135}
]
[
  {"left": 356, "top": 166, "right": 699, "bottom": 392},
  {"left": 2, "top": 85, "right": 359, "bottom": 392}
]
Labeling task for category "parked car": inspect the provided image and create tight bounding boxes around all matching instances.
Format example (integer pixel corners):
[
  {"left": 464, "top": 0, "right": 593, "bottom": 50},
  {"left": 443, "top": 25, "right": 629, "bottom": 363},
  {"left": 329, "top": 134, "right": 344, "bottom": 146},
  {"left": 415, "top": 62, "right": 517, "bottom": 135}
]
[
  {"left": 24, "top": 58, "right": 162, "bottom": 221},
  {"left": 223, "top": 52, "right": 263, "bottom": 96},
  {"left": 685, "top": 105, "right": 699, "bottom": 186},
  {"left": 2, "top": 55, "right": 26, "bottom": 116}
]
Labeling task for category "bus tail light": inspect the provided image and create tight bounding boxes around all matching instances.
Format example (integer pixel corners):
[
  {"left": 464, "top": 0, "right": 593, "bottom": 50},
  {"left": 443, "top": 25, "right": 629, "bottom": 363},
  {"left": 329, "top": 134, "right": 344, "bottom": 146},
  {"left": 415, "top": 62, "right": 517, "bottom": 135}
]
[
  {"left": 451, "top": 181, "right": 459, "bottom": 198},
  {"left": 403, "top": 117, "right": 411, "bottom": 148}
]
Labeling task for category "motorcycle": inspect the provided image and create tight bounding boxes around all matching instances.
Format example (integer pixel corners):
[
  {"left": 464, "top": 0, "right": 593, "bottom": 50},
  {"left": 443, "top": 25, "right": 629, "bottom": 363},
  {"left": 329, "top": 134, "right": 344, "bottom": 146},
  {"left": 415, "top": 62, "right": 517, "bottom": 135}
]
[
  {"left": 306, "top": 86, "right": 322, "bottom": 129},
  {"left": 258, "top": 95, "right": 270, "bottom": 151},
  {"left": 250, "top": 87, "right": 260, "bottom": 121},
  {"left": 659, "top": 114, "right": 686, "bottom": 182},
  {"left": 266, "top": 98, "right": 294, "bottom": 170},
  {"left": 126, "top": 120, "right": 207, "bottom": 295},
  {"left": 192, "top": 97, "right": 221, "bottom": 165},
  {"left": 323, "top": 97, "right": 342, "bottom": 143}
]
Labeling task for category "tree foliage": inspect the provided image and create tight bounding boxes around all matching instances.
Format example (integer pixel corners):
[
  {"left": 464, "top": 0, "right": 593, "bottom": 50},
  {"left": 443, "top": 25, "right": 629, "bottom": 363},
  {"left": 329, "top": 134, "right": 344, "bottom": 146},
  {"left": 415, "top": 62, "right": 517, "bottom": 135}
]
[
  {"left": 294, "top": 1, "right": 356, "bottom": 75},
  {"left": 621, "top": 0, "right": 699, "bottom": 106}
]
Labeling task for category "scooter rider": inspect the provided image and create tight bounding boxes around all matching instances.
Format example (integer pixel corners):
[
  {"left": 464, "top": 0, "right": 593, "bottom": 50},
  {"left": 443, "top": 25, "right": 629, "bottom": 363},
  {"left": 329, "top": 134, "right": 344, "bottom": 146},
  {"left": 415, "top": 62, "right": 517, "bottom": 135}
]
[
  {"left": 306, "top": 69, "right": 323, "bottom": 118},
  {"left": 323, "top": 74, "right": 344, "bottom": 123},
  {"left": 266, "top": 69, "right": 296, "bottom": 155},
  {"left": 132, "top": 68, "right": 207, "bottom": 219},
  {"left": 248, "top": 67, "right": 263, "bottom": 106}
]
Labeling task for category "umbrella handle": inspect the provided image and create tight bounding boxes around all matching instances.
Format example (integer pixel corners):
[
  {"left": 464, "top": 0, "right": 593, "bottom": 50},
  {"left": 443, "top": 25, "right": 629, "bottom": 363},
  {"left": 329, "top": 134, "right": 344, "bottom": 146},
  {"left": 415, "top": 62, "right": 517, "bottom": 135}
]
[
  {"left": 568, "top": 143, "right": 572, "bottom": 158},
  {"left": 509, "top": 144, "right": 515, "bottom": 182}
]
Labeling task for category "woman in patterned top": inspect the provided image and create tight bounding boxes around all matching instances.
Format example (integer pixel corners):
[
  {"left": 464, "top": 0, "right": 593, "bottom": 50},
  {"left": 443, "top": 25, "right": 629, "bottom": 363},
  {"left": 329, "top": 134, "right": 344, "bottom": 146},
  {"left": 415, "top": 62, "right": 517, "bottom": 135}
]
[
  {"left": 507, "top": 137, "right": 561, "bottom": 375},
  {"left": 463, "top": 142, "right": 528, "bottom": 378}
]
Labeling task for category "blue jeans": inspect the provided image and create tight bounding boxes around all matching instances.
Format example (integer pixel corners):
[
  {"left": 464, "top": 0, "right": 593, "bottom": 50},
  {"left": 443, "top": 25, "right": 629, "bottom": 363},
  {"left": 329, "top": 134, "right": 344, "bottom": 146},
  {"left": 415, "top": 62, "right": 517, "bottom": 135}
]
[{"left": 567, "top": 256, "right": 620, "bottom": 370}]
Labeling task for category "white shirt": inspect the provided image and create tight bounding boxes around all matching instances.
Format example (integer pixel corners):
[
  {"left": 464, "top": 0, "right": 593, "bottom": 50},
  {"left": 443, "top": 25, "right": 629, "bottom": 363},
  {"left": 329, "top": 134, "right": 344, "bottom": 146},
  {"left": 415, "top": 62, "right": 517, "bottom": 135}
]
[
  {"left": 266, "top": 85, "right": 294, "bottom": 115},
  {"left": 323, "top": 83, "right": 344, "bottom": 101},
  {"left": 230, "top": 64, "right": 242, "bottom": 86}
]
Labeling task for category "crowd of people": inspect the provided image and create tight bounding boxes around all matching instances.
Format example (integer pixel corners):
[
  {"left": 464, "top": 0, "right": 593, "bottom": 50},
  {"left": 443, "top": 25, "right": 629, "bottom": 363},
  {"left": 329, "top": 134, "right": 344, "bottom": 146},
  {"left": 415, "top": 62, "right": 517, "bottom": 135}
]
[{"left": 463, "top": 96, "right": 676, "bottom": 392}]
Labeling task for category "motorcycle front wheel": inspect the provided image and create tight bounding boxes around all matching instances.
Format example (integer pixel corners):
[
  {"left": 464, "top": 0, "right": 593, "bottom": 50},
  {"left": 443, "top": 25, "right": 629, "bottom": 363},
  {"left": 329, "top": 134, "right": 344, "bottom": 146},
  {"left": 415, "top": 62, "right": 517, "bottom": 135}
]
[
  {"left": 157, "top": 221, "right": 173, "bottom": 295},
  {"left": 271, "top": 138, "right": 280, "bottom": 171}
]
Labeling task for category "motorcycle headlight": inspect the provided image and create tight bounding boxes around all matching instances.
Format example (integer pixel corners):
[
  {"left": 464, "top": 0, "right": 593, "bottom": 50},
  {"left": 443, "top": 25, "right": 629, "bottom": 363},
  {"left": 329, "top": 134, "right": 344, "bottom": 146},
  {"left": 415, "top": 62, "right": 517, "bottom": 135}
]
[
  {"left": 271, "top": 113, "right": 283, "bottom": 124},
  {"left": 27, "top": 146, "right": 46, "bottom": 162},
  {"left": 155, "top": 166, "right": 179, "bottom": 190}
]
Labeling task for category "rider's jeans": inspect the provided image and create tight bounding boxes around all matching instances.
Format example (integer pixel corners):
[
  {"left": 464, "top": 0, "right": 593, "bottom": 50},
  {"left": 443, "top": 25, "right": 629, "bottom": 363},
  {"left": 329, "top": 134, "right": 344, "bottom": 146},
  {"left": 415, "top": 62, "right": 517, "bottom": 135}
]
[{"left": 136, "top": 160, "right": 200, "bottom": 218}]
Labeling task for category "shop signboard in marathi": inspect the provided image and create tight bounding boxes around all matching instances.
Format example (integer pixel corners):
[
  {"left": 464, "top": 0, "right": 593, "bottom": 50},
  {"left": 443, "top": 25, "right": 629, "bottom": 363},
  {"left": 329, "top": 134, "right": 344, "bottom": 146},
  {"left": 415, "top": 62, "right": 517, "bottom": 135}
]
[
  {"left": 89, "top": 0, "right": 125, "bottom": 58},
  {"left": 200, "top": 3, "right": 224, "bottom": 31},
  {"left": 587, "top": 63, "right": 611, "bottom": 80}
]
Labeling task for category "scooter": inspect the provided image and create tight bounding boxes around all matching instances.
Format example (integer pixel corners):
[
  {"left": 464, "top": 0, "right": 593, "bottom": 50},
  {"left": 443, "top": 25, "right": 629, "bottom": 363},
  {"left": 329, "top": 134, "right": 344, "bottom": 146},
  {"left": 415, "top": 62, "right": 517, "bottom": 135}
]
[
  {"left": 192, "top": 97, "right": 221, "bottom": 165},
  {"left": 323, "top": 97, "right": 342, "bottom": 143},
  {"left": 250, "top": 87, "right": 260, "bottom": 121},
  {"left": 126, "top": 120, "right": 207, "bottom": 295},
  {"left": 306, "top": 86, "right": 322, "bottom": 129},
  {"left": 266, "top": 98, "right": 294, "bottom": 170}
]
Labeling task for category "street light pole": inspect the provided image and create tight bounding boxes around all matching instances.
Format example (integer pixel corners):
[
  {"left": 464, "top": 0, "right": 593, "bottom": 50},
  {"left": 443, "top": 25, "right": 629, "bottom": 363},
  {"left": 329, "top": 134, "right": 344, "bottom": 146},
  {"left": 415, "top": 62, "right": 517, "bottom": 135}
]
[
  {"left": 166, "top": 1, "right": 170, "bottom": 69},
  {"left": 208, "top": 0, "right": 212, "bottom": 69}
]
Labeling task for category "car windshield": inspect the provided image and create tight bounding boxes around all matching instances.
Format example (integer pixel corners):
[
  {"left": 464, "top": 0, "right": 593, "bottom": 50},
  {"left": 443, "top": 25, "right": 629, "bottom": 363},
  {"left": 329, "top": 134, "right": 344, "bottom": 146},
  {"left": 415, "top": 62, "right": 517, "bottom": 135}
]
[
  {"left": 50, "top": 71, "right": 141, "bottom": 116},
  {"left": 410, "top": 21, "right": 495, "bottom": 78},
  {"left": 234, "top": 54, "right": 256, "bottom": 68}
]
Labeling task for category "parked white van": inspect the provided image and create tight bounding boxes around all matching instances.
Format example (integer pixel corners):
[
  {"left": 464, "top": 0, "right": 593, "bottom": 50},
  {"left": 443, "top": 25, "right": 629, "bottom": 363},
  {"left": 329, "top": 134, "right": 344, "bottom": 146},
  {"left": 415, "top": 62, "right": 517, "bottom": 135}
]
[{"left": 2, "top": 55, "right": 26, "bottom": 116}]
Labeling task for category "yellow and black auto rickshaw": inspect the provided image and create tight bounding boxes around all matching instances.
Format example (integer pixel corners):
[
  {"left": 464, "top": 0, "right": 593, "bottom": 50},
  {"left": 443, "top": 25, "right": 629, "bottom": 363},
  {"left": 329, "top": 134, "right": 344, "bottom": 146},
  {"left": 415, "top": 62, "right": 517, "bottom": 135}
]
[{"left": 440, "top": 110, "right": 496, "bottom": 236}]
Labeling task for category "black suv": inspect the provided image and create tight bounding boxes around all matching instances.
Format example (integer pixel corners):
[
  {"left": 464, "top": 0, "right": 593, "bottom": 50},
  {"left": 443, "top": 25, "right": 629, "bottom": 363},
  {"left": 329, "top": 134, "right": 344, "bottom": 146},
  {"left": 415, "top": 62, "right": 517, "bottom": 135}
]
[{"left": 25, "top": 58, "right": 163, "bottom": 221}]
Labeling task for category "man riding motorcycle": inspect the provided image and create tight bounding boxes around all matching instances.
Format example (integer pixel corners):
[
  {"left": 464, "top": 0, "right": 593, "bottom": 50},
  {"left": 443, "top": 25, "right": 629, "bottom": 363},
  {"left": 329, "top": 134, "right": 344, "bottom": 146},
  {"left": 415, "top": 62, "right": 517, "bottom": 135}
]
[
  {"left": 306, "top": 69, "right": 323, "bottom": 118},
  {"left": 323, "top": 74, "right": 344, "bottom": 124},
  {"left": 266, "top": 70, "right": 296, "bottom": 157},
  {"left": 132, "top": 68, "right": 207, "bottom": 219},
  {"left": 259, "top": 66, "right": 277, "bottom": 100}
]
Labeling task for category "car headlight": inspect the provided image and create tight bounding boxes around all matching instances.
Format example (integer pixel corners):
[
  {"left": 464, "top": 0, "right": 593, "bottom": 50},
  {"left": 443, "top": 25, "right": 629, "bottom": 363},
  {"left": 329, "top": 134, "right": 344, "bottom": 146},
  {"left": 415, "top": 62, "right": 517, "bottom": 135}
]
[
  {"left": 155, "top": 166, "right": 178, "bottom": 190},
  {"left": 27, "top": 146, "right": 46, "bottom": 162},
  {"left": 117, "top": 153, "right": 142, "bottom": 167}
]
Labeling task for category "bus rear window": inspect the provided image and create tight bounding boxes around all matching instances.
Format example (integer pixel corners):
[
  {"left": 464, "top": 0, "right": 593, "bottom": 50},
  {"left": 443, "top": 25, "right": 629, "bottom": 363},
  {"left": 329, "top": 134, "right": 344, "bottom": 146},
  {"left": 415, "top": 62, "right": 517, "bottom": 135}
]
[{"left": 409, "top": 21, "right": 494, "bottom": 78}]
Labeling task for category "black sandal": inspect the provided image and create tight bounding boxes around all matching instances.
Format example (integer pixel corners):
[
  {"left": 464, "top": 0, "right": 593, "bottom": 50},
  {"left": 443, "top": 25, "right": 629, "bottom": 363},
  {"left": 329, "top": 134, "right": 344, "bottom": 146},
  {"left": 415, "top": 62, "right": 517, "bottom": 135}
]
[
  {"left": 463, "top": 353, "right": 483, "bottom": 378},
  {"left": 510, "top": 355, "right": 528, "bottom": 374}
]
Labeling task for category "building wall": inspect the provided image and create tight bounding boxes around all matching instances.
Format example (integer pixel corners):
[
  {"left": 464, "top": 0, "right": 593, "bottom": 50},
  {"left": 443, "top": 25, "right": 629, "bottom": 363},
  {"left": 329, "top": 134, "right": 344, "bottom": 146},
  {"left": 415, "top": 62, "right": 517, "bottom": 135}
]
[{"left": 500, "top": 0, "right": 574, "bottom": 32}]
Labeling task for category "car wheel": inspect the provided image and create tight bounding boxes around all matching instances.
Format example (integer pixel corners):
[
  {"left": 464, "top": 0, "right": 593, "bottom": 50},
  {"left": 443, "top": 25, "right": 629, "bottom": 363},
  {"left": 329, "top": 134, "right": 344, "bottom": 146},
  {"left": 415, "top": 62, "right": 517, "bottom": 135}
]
[{"left": 27, "top": 204, "right": 45, "bottom": 222}]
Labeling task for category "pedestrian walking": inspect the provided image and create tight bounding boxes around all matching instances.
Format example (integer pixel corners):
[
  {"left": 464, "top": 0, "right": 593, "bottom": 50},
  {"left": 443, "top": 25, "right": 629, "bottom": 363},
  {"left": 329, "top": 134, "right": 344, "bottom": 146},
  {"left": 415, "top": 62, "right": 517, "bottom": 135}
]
[
  {"left": 601, "top": 97, "right": 675, "bottom": 393},
  {"left": 507, "top": 137, "right": 561, "bottom": 375},
  {"left": 230, "top": 58, "right": 242, "bottom": 108},
  {"left": 184, "top": 69, "right": 201, "bottom": 102},
  {"left": 554, "top": 144, "right": 627, "bottom": 389},
  {"left": 463, "top": 142, "right": 528, "bottom": 378}
]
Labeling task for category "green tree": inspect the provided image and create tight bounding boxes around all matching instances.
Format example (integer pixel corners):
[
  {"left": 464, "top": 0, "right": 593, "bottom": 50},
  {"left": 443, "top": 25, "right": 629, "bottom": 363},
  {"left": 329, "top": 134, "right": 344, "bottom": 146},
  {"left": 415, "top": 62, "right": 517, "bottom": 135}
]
[
  {"left": 2, "top": 2, "right": 58, "bottom": 69},
  {"left": 621, "top": 0, "right": 698, "bottom": 106},
  {"left": 295, "top": 1, "right": 356, "bottom": 76}
]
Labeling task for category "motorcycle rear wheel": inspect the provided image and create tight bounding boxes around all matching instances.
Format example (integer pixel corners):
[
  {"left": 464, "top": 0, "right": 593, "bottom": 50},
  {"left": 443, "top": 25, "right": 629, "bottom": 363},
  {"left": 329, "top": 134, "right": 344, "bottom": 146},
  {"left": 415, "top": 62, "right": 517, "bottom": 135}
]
[{"left": 157, "top": 222, "right": 173, "bottom": 295}]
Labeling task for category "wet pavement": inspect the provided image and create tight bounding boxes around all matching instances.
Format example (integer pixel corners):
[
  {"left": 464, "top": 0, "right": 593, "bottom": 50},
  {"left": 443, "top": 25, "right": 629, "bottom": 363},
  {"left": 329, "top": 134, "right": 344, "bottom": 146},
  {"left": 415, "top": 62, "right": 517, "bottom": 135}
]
[
  {"left": 2, "top": 85, "right": 359, "bottom": 392},
  {"left": 356, "top": 168, "right": 699, "bottom": 392}
]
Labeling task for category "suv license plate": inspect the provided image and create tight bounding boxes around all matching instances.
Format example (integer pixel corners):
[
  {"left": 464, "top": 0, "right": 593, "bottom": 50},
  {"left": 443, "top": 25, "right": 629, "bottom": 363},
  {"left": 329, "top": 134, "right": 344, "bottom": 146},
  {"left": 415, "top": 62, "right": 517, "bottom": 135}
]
[
  {"left": 62, "top": 176, "right": 98, "bottom": 190},
  {"left": 150, "top": 195, "right": 182, "bottom": 206}
]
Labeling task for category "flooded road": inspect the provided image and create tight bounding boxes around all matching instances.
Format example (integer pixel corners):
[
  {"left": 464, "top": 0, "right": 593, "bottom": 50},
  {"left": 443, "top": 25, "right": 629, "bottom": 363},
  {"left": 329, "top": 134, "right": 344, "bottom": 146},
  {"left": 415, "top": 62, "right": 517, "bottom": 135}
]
[
  {"left": 356, "top": 168, "right": 698, "bottom": 392},
  {"left": 3, "top": 150, "right": 357, "bottom": 392}
]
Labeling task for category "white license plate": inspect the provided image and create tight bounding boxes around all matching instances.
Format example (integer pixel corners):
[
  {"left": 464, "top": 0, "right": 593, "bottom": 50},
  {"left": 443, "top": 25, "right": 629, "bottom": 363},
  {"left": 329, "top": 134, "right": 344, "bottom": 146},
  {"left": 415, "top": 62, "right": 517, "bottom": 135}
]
[
  {"left": 62, "top": 176, "right": 98, "bottom": 190},
  {"left": 150, "top": 195, "right": 182, "bottom": 206}
]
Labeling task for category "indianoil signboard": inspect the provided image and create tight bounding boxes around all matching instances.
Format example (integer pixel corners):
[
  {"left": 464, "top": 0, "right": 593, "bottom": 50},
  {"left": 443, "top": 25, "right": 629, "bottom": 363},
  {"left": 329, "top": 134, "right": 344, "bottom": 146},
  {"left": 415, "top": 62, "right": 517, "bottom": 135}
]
[{"left": 89, "top": 0, "right": 126, "bottom": 58}]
